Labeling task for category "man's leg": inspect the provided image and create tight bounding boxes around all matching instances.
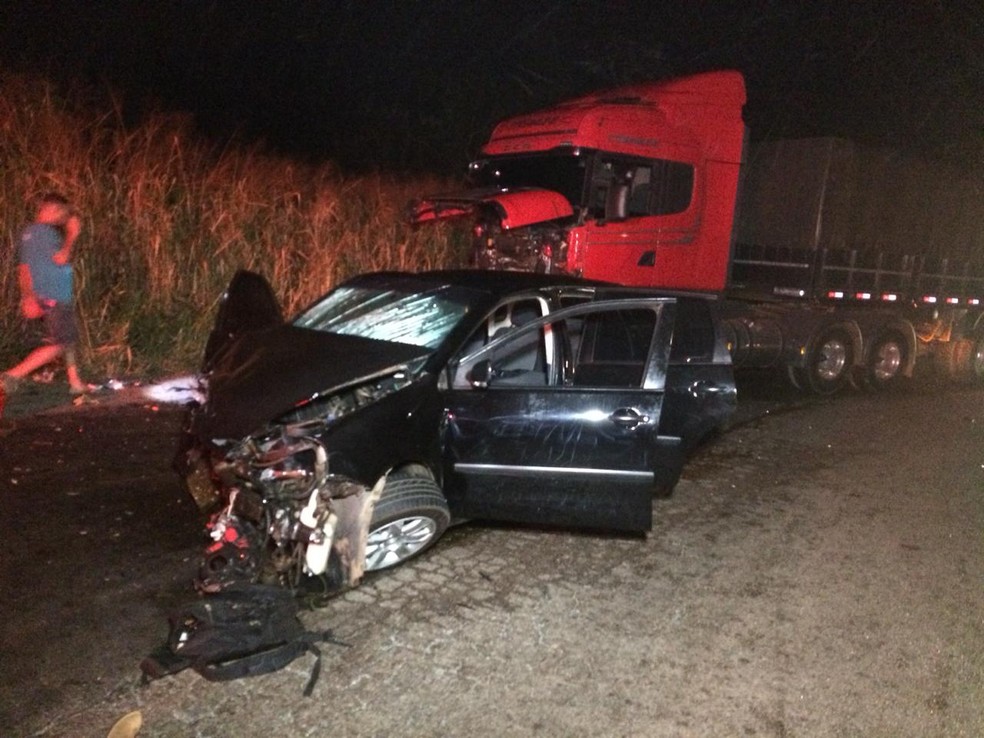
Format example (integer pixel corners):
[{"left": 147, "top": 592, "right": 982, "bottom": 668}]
[
  {"left": 4, "top": 344, "right": 64, "bottom": 380},
  {"left": 64, "top": 348, "right": 86, "bottom": 393}
]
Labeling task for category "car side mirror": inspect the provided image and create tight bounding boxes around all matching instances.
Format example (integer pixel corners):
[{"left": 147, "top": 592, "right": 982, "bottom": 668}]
[{"left": 469, "top": 359, "right": 493, "bottom": 388}]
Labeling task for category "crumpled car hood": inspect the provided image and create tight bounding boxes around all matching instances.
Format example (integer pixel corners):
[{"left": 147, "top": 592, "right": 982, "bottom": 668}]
[
  {"left": 411, "top": 187, "right": 574, "bottom": 230},
  {"left": 200, "top": 324, "right": 430, "bottom": 440}
]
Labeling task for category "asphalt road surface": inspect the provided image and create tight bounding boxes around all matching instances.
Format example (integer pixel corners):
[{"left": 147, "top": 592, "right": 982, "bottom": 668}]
[{"left": 1, "top": 372, "right": 982, "bottom": 737}]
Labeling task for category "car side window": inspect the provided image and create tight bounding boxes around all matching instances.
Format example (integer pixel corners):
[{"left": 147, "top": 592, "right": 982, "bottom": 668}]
[
  {"left": 668, "top": 299, "right": 715, "bottom": 364},
  {"left": 453, "top": 303, "right": 662, "bottom": 391},
  {"left": 569, "top": 308, "right": 658, "bottom": 388},
  {"left": 451, "top": 298, "right": 550, "bottom": 388}
]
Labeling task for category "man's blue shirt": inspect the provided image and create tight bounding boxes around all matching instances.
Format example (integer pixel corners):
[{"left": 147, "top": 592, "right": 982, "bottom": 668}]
[{"left": 18, "top": 223, "right": 73, "bottom": 304}]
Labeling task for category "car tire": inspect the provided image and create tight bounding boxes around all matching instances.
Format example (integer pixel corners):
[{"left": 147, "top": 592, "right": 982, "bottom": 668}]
[{"left": 364, "top": 475, "right": 450, "bottom": 572}]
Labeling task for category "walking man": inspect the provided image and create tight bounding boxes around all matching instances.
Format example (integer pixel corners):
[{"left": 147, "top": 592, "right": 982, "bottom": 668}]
[{"left": 3, "top": 192, "right": 87, "bottom": 395}]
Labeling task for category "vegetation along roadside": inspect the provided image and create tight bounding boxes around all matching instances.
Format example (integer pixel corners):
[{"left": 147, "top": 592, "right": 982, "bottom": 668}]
[{"left": 1, "top": 72, "right": 468, "bottom": 381}]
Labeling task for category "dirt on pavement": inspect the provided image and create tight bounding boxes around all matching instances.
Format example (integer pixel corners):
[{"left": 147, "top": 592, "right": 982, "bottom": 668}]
[{"left": 0, "top": 374, "right": 982, "bottom": 737}]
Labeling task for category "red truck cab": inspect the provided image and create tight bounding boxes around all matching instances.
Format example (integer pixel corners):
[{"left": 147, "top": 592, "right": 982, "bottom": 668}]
[
  {"left": 413, "top": 70, "right": 984, "bottom": 393},
  {"left": 413, "top": 70, "right": 746, "bottom": 292}
]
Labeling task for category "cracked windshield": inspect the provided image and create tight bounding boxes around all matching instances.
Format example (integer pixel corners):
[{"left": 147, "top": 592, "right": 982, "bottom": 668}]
[{"left": 293, "top": 285, "right": 468, "bottom": 348}]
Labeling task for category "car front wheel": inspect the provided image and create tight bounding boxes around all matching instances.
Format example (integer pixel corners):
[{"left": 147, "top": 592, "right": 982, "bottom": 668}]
[{"left": 364, "top": 475, "right": 450, "bottom": 572}]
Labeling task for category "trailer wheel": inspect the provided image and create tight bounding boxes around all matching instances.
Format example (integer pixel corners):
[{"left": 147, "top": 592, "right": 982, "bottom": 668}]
[
  {"left": 971, "top": 333, "right": 984, "bottom": 386},
  {"left": 805, "top": 328, "right": 853, "bottom": 395},
  {"left": 936, "top": 338, "right": 982, "bottom": 384},
  {"left": 865, "top": 332, "right": 908, "bottom": 391}
]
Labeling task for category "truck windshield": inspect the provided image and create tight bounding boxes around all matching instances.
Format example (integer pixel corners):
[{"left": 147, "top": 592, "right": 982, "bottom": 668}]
[
  {"left": 469, "top": 153, "right": 588, "bottom": 207},
  {"left": 293, "top": 285, "right": 469, "bottom": 349}
]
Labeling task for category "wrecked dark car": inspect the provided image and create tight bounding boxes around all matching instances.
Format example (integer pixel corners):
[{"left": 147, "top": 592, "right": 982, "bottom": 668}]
[{"left": 181, "top": 269, "right": 736, "bottom": 595}]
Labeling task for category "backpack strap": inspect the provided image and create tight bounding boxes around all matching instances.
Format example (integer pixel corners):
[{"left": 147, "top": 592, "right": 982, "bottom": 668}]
[
  {"left": 297, "top": 629, "right": 352, "bottom": 696},
  {"left": 193, "top": 639, "right": 307, "bottom": 683},
  {"left": 139, "top": 644, "right": 194, "bottom": 682},
  {"left": 193, "top": 629, "right": 351, "bottom": 695}
]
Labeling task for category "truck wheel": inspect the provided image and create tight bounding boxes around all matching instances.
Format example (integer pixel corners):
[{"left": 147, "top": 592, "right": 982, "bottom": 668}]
[
  {"left": 365, "top": 475, "right": 450, "bottom": 572},
  {"left": 865, "top": 332, "right": 907, "bottom": 391},
  {"left": 805, "top": 328, "right": 853, "bottom": 395},
  {"left": 936, "top": 338, "right": 976, "bottom": 383},
  {"left": 971, "top": 334, "right": 984, "bottom": 385}
]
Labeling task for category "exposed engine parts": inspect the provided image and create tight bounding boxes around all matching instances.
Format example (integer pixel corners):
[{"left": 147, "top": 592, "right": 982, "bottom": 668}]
[
  {"left": 472, "top": 217, "right": 570, "bottom": 274},
  {"left": 195, "top": 433, "right": 367, "bottom": 592}
]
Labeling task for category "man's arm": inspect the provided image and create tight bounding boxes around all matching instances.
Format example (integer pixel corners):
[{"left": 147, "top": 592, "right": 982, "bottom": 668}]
[
  {"left": 52, "top": 213, "right": 81, "bottom": 266},
  {"left": 17, "top": 263, "right": 43, "bottom": 320}
]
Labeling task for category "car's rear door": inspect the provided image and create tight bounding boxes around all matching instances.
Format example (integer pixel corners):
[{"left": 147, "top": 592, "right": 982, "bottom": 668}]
[
  {"left": 442, "top": 298, "right": 674, "bottom": 532},
  {"left": 659, "top": 298, "right": 737, "bottom": 452}
]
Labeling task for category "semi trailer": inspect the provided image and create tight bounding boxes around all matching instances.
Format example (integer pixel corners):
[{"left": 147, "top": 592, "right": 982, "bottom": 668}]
[{"left": 413, "top": 70, "right": 984, "bottom": 393}]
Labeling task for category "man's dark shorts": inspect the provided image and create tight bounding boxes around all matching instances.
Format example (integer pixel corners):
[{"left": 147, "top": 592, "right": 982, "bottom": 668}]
[{"left": 42, "top": 303, "right": 80, "bottom": 347}]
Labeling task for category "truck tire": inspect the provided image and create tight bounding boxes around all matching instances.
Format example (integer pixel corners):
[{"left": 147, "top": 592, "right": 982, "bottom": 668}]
[
  {"left": 865, "top": 332, "right": 908, "bottom": 391},
  {"left": 364, "top": 475, "right": 450, "bottom": 572},
  {"left": 936, "top": 338, "right": 974, "bottom": 383},
  {"left": 971, "top": 333, "right": 984, "bottom": 386},
  {"left": 804, "top": 327, "right": 854, "bottom": 395}
]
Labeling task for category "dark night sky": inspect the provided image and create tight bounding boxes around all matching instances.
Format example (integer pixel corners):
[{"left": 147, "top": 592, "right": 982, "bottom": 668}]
[{"left": 1, "top": 1, "right": 982, "bottom": 173}]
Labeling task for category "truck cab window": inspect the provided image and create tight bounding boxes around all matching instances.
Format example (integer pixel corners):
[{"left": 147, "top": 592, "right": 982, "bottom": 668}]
[
  {"left": 627, "top": 160, "right": 695, "bottom": 216},
  {"left": 650, "top": 160, "right": 695, "bottom": 215},
  {"left": 590, "top": 157, "right": 695, "bottom": 220},
  {"left": 626, "top": 166, "right": 652, "bottom": 216}
]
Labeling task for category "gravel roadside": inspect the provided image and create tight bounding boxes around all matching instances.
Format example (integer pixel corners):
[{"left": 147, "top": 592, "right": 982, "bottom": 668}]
[{"left": 4, "top": 380, "right": 983, "bottom": 737}]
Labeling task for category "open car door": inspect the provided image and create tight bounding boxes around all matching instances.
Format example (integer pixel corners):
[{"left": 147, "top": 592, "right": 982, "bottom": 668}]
[
  {"left": 442, "top": 298, "right": 676, "bottom": 533},
  {"left": 202, "top": 270, "right": 283, "bottom": 371}
]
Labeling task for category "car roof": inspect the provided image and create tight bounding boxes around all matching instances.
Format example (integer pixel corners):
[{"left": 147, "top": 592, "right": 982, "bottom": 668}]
[
  {"left": 343, "top": 269, "right": 721, "bottom": 305},
  {"left": 343, "top": 269, "right": 609, "bottom": 298}
]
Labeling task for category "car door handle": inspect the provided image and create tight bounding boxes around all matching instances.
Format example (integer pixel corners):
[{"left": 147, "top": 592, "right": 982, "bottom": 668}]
[
  {"left": 609, "top": 408, "right": 650, "bottom": 428},
  {"left": 689, "top": 380, "right": 726, "bottom": 399}
]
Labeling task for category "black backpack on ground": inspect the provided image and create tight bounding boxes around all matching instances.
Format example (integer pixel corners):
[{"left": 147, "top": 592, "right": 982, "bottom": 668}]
[{"left": 140, "top": 583, "right": 347, "bottom": 696}]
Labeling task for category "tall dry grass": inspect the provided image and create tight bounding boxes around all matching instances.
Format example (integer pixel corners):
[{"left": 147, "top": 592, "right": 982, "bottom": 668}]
[{"left": 0, "top": 73, "right": 468, "bottom": 377}]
